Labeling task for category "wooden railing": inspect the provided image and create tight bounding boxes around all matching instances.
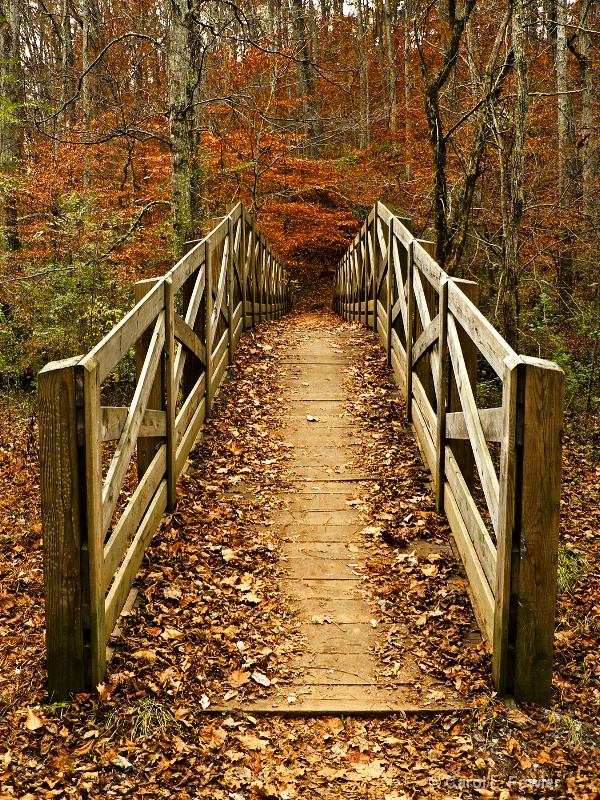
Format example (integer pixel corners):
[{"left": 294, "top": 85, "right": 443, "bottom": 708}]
[
  {"left": 334, "top": 201, "right": 564, "bottom": 705},
  {"left": 39, "top": 203, "right": 291, "bottom": 699}
]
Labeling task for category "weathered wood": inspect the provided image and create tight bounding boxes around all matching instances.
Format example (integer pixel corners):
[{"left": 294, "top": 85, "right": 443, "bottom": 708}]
[
  {"left": 79, "top": 356, "right": 106, "bottom": 687},
  {"left": 406, "top": 242, "right": 415, "bottom": 421},
  {"left": 178, "top": 259, "right": 206, "bottom": 400},
  {"left": 492, "top": 355, "right": 521, "bottom": 694},
  {"left": 103, "top": 445, "right": 167, "bottom": 591},
  {"left": 411, "top": 315, "right": 439, "bottom": 368},
  {"left": 445, "top": 483, "right": 495, "bottom": 643},
  {"left": 227, "top": 215, "right": 235, "bottom": 363},
  {"left": 101, "top": 407, "right": 166, "bottom": 442},
  {"left": 205, "top": 237, "right": 215, "bottom": 414},
  {"left": 448, "top": 280, "right": 516, "bottom": 378},
  {"left": 39, "top": 358, "right": 86, "bottom": 699},
  {"left": 445, "top": 407, "right": 505, "bottom": 443},
  {"left": 134, "top": 279, "right": 164, "bottom": 480},
  {"left": 164, "top": 278, "right": 176, "bottom": 512},
  {"left": 435, "top": 278, "right": 449, "bottom": 512},
  {"left": 447, "top": 315, "right": 499, "bottom": 534},
  {"left": 445, "top": 447, "right": 497, "bottom": 587},
  {"left": 447, "top": 278, "right": 479, "bottom": 491},
  {"left": 102, "top": 313, "right": 165, "bottom": 536},
  {"left": 104, "top": 481, "right": 167, "bottom": 636},
  {"left": 513, "top": 357, "right": 563, "bottom": 706},
  {"left": 174, "top": 313, "right": 206, "bottom": 366},
  {"left": 88, "top": 280, "right": 163, "bottom": 384}
]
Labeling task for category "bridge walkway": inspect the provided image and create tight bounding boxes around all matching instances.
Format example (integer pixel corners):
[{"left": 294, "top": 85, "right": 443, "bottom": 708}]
[{"left": 224, "top": 312, "right": 470, "bottom": 714}]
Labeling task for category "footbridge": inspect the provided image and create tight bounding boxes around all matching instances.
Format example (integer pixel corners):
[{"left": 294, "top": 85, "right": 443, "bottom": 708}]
[{"left": 39, "top": 201, "right": 563, "bottom": 709}]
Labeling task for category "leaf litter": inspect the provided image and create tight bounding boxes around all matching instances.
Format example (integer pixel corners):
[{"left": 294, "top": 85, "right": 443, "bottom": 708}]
[{"left": 0, "top": 278, "right": 598, "bottom": 797}]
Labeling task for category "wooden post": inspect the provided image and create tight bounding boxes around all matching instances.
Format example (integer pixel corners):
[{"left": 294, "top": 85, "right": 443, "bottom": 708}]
[
  {"left": 134, "top": 279, "right": 163, "bottom": 480},
  {"left": 513, "top": 357, "right": 564, "bottom": 705},
  {"left": 227, "top": 215, "right": 235, "bottom": 363},
  {"left": 39, "top": 357, "right": 86, "bottom": 699},
  {"left": 205, "top": 235, "right": 214, "bottom": 415},
  {"left": 79, "top": 355, "right": 106, "bottom": 688},
  {"left": 241, "top": 208, "right": 248, "bottom": 332},
  {"left": 406, "top": 241, "right": 415, "bottom": 422},
  {"left": 385, "top": 220, "right": 393, "bottom": 366},
  {"left": 493, "top": 354, "right": 521, "bottom": 696},
  {"left": 164, "top": 277, "right": 176, "bottom": 511},
  {"left": 435, "top": 277, "right": 449, "bottom": 512},
  {"left": 448, "top": 278, "right": 479, "bottom": 490},
  {"left": 414, "top": 240, "right": 437, "bottom": 410},
  {"left": 371, "top": 216, "right": 377, "bottom": 332}
]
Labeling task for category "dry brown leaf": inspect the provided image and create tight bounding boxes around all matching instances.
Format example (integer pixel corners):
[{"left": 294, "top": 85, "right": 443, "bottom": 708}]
[
  {"left": 24, "top": 707, "right": 43, "bottom": 731},
  {"left": 228, "top": 669, "right": 251, "bottom": 688}
]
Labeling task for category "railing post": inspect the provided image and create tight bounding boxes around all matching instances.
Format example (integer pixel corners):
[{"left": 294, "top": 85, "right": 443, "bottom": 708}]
[
  {"left": 251, "top": 217, "right": 257, "bottom": 328},
  {"left": 385, "top": 220, "right": 393, "bottom": 366},
  {"left": 241, "top": 209, "right": 248, "bottom": 332},
  {"left": 227, "top": 214, "right": 235, "bottom": 363},
  {"left": 435, "top": 276, "right": 449, "bottom": 512},
  {"left": 371, "top": 214, "right": 377, "bottom": 332},
  {"left": 406, "top": 241, "right": 414, "bottom": 422},
  {"left": 39, "top": 357, "right": 86, "bottom": 699},
  {"left": 134, "top": 278, "right": 163, "bottom": 480},
  {"left": 164, "top": 277, "right": 176, "bottom": 511},
  {"left": 448, "top": 278, "right": 479, "bottom": 491},
  {"left": 79, "top": 355, "right": 106, "bottom": 688},
  {"left": 205, "top": 234, "right": 214, "bottom": 415},
  {"left": 513, "top": 357, "right": 564, "bottom": 705}
]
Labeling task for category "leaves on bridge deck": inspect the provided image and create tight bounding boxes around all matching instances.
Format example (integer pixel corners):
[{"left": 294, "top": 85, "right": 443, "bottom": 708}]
[{"left": 0, "top": 285, "right": 599, "bottom": 797}]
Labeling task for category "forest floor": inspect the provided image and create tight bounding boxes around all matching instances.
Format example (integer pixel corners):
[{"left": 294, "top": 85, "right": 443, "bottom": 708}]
[{"left": 0, "top": 280, "right": 599, "bottom": 799}]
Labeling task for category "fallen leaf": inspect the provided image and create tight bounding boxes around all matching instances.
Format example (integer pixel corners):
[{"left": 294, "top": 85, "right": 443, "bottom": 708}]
[
  {"left": 252, "top": 671, "right": 271, "bottom": 687},
  {"left": 228, "top": 670, "right": 251, "bottom": 688},
  {"left": 306, "top": 415, "right": 320, "bottom": 422},
  {"left": 24, "top": 708, "right": 43, "bottom": 731},
  {"left": 200, "top": 693, "right": 210, "bottom": 709}
]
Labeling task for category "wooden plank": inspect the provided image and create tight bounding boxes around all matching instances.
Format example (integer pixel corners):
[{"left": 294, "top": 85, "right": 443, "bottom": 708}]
[
  {"left": 447, "top": 315, "right": 499, "bottom": 534},
  {"left": 411, "top": 397, "right": 436, "bottom": 477},
  {"left": 103, "top": 445, "right": 167, "bottom": 592},
  {"left": 445, "top": 484, "right": 495, "bottom": 643},
  {"left": 232, "top": 314, "right": 244, "bottom": 349},
  {"left": 80, "top": 356, "right": 106, "bottom": 686},
  {"left": 175, "top": 373, "right": 206, "bottom": 445},
  {"left": 205, "top": 238, "right": 214, "bottom": 414},
  {"left": 413, "top": 240, "right": 442, "bottom": 292},
  {"left": 412, "top": 373, "right": 437, "bottom": 448},
  {"left": 178, "top": 259, "right": 206, "bottom": 401},
  {"left": 391, "top": 347, "right": 407, "bottom": 395},
  {"left": 210, "top": 345, "right": 230, "bottom": 398},
  {"left": 101, "top": 407, "right": 166, "bottom": 442},
  {"left": 492, "top": 355, "right": 521, "bottom": 694},
  {"left": 164, "top": 278, "right": 176, "bottom": 512},
  {"left": 104, "top": 481, "right": 167, "bottom": 636},
  {"left": 411, "top": 315, "right": 439, "bottom": 368},
  {"left": 391, "top": 214, "right": 412, "bottom": 248},
  {"left": 39, "top": 357, "right": 86, "bottom": 698},
  {"left": 513, "top": 357, "right": 563, "bottom": 706},
  {"left": 168, "top": 238, "right": 206, "bottom": 294},
  {"left": 176, "top": 395, "right": 206, "bottom": 477},
  {"left": 445, "top": 447, "right": 497, "bottom": 587},
  {"left": 448, "top": 280, "right": 516, "bottom": 378},
  {"left": 174, "top": 312, "right": 207, "bottom": 366},
  {"left": 435, "top": 278, "right": 449, "bottom": 512},
  {"left": 448, "top": 278, "right": 479, "bottom": 491},
  {"left": 406, "top": 242, "right": 415, "bottom": 419},
  {"left": 101, "top": 312, "right": 165, "bottom": 536},
  {"left": 87, "top": 280, "right": 164, "bottom": 384},
  {"left": 445, "top": 407, "right": 505, "bottom": 443},
  {"left": 412, "top": 264, "right": 439, "bottom": 398},
  {"left": 134, "top": 279, "right": 164, "bottom": 480}
]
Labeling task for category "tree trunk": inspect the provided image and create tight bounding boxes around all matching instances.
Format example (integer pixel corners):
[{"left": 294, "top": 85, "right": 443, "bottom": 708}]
[
  {"left": 291, "top": 0, "right": 323, "bottom": 153},
  {"left": 0, "top": 0, "right": 23, "bottom": 252},
  {"left": 500, "top": 0, "right": 529, "bottom": 350},
  {"left": 168, "top": 0, "right": 195, "bottom": 259},
  {"left": 356, "top": 0, "right": 370, "bottom": 149},
  {"left": 383, "top": 0, "right": 398, "bottom": 131}
]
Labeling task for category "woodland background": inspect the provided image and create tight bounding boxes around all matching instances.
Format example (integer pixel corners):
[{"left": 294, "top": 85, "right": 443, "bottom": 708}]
[{"left": 0, "top": 0, "right": 599, "bottom": 413}]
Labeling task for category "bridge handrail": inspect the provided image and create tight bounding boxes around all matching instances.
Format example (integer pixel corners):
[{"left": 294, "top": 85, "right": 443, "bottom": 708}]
[
  {"left": 334, "top": 200, "right": 564, "bottom": 705},
  {"left": 39, "top": 202, "right": 291, "bottom": 699}
]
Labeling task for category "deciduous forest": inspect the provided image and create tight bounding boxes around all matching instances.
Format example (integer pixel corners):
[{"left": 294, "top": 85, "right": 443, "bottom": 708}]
[{"left": 1, "top": 0, "right": 600, "bottom": 797}]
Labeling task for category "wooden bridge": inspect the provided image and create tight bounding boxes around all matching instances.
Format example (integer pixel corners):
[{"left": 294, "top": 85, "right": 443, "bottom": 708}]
[{"left": 39, "top": 201, "right": 563, "bottom": 709}]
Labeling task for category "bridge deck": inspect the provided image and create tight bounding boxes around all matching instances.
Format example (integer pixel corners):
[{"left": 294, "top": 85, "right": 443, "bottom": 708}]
[{"left": 217, "top": 313, "right": 472, "bottom": 714}]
